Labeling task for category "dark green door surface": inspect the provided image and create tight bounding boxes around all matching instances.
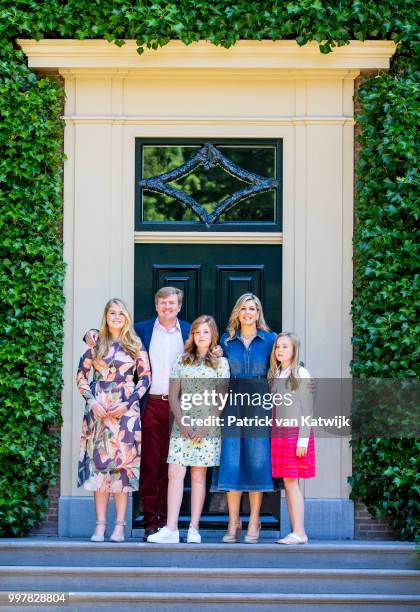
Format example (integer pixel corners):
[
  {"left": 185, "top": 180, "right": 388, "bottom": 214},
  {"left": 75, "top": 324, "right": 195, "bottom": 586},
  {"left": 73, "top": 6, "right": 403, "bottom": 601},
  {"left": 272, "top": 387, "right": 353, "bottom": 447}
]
[
  {"left": 133, "top": 241, "right": 282, "bottom": 529},
  {"left": 134, "top": 243, "right": 282, "bottom": 332}
]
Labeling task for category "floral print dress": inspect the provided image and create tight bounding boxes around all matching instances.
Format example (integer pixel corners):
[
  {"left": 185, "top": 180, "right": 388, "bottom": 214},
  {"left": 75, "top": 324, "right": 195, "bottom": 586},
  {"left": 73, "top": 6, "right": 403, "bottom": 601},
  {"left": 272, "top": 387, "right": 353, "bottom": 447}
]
[
  {"left": 76, "top": 340, "right": 151, "bottom": 493},
  {"left": 167, "top": 355, "right": 230, "bottom": 467}
]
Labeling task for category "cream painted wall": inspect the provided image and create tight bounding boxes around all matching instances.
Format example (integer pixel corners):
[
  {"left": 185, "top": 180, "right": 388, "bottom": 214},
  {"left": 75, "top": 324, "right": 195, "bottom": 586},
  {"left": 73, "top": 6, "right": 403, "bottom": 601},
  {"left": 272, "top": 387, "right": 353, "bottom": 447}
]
[
  {"left": 13, "top": 40, "right": 394, "bottom": 507},
  {"left": 59, "top": 69, "right": 356, "bottom": 499}
]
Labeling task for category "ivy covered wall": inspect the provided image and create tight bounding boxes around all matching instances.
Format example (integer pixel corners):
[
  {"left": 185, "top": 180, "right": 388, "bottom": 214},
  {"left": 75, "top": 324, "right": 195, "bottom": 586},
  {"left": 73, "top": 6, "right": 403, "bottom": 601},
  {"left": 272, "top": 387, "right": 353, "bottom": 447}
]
[
  {"left": 0, "top": 42, "right": 65, "bottom": 535},
  {"left": 0, "top": 1, "right": 418, "bottom": 538}
]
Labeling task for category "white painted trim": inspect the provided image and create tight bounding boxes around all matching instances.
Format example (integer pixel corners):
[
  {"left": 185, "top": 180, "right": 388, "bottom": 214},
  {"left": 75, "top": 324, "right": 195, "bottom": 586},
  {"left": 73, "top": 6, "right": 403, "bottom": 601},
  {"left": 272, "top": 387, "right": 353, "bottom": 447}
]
[
  {"left": 18, "top": 39, "right": 395, "bottom": 70},
  {"left": 62, "top": 116, "right": 356, "bottom": 126},
  {"left": 57, "top": 68, "right": 360, "bottom": 79},
  {"left": 134, "top": 231, "right": 283, "bottom": 244}
]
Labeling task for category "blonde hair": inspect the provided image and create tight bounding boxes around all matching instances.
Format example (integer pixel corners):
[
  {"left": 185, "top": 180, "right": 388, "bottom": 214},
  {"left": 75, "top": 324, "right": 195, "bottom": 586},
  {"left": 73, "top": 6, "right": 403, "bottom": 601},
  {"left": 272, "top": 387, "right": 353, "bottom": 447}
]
[
  {"left": 96, "top": 298, "right": 140, "bottom": 360},
  {"left": 268, "top": 332, "right": 301, "bottom": 391},
  {"left": 155, "top": 286, "right": 183, "bottom": 306},
  {"left": 226, "top": 293, "right": 270, "bottom": 340},
  {"left": 181, "top": 315, "right": 219, "bottom": 369}
]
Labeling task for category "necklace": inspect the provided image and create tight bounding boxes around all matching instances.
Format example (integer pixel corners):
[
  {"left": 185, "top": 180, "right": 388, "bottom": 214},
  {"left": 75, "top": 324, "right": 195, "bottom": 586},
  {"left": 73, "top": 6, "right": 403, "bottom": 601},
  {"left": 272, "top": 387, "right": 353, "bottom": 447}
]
[
  {"left": 108, "top": 341, "right": 120, "bottom": 375},
  {"left": 241, "top": 332, "right": 256, "bottom": 347}
]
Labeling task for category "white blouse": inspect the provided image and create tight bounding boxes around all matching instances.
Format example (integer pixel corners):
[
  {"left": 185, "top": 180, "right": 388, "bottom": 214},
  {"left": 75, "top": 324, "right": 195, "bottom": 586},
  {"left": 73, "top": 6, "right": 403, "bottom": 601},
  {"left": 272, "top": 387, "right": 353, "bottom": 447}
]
[{"left": 275, "top": 365, "right": 312, "bottom": 448}]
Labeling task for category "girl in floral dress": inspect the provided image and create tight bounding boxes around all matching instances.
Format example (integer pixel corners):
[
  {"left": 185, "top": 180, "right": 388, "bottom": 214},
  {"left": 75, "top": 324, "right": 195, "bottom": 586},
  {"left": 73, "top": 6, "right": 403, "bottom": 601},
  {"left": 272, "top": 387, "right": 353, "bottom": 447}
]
[
  {"left": 268, "top": 332, "right": 316, "bottom": 545},
  {"left": 148, "top": 315, "right": 230, "bottom": 544},
  {"left": 76, "top": 298, "right": 151, "bottom": 542}
]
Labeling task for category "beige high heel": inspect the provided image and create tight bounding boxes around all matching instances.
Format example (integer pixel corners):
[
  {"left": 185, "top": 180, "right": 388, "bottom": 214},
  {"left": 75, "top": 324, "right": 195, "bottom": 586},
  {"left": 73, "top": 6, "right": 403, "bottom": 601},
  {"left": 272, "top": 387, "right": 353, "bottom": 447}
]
[
  {"left": 110, "top": 520, "right": 126, "bottom": 542},
  {"left": 222, "top": 521, "right": 242, "bottom": 543},
  {"left": 90, "top": 520, "right": 106, "bottom": 542},
  {"left": 244, "top": 521, "right": 261, "bottom": 544}
]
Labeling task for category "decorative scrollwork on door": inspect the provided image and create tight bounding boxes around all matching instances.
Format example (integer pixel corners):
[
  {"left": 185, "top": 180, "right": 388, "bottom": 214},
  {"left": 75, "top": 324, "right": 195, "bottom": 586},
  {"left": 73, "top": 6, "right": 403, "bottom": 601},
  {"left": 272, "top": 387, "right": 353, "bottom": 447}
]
[{"left": 139, "top": 143, "right": 278, "bottom": 227}]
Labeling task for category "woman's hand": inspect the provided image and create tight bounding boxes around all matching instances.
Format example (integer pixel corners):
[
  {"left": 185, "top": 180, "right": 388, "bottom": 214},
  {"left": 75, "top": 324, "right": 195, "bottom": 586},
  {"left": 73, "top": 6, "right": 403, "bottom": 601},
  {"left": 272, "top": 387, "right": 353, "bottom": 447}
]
[
  {"left": 296, "top": 445, "right": 308, "bottom": 457},
  {"left": 86, "top": 329, "right": 99, "bottom": 349},
  {"left": 108, "top": 402, "right": 129, "bottom": 418},
  {"left": 180, "top": 424, "right": 194, "bottom": 439},
  {"left": 91, "top": 401, "right": 107, "bottom": 419},
  {"left": 191, "top": 426, "right": 209, "bottom": 443}
]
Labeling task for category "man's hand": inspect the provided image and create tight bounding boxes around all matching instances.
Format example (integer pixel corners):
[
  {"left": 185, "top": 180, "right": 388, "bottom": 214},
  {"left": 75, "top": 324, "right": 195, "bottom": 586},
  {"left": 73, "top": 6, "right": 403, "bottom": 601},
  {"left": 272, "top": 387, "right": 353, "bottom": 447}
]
[
  {"left": 108, "top": 402, "right": 129, "bottom": 418},
  {"left": 212, "top": 345, "right": 223, "bottom": 358},
  {"left": 296, "top": 445, "right": 308, "bottom": 457},
  {"left": 91, "top": 401, "right": 107, "bottom": 419},
  {"left": 86, "top": 329, "right": 99, "bottom": 349}
]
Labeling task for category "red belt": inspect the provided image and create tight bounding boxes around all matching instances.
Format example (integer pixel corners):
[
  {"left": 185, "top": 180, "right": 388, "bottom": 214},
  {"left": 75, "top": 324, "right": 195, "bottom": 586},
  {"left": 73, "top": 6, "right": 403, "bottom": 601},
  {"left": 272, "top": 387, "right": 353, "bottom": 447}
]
[{"left": 148, "top": 394, "right": 169, "bottom": 401}]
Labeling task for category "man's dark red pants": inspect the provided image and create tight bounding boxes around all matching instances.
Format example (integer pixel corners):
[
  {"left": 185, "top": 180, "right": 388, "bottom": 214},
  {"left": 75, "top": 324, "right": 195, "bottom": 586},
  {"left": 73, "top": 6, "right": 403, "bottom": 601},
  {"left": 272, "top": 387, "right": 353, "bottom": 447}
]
[{"left": 140, "top": 396, "right": 171, "bottom": 530}]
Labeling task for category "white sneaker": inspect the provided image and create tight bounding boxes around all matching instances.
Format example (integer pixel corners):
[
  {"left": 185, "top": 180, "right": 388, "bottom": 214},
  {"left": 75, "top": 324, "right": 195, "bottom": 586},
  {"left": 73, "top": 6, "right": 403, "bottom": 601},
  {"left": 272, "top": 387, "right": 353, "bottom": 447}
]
[
  {"left": 187, "top": 525, "right": 201, "bottom": 544},
  {"left": 147, "top": 526, "right": 180, "bottom": 543}
]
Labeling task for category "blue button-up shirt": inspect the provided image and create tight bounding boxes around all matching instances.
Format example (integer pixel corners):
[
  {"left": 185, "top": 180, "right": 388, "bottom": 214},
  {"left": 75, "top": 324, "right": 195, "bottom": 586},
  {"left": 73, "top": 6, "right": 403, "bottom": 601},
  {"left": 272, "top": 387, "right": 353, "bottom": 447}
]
[{"left": 220, "top": 329, "right": 277, "bottom": 379}]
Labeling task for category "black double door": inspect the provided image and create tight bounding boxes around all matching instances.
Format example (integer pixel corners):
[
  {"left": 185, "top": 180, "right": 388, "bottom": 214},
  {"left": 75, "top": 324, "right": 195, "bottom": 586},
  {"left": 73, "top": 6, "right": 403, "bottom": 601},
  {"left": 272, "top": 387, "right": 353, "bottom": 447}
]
[
  {"left": 134, "top": 243, "right": 282, "bottom": 331},
  {"left": 133, "top": 242, "right": 282, "bottom": 528}
]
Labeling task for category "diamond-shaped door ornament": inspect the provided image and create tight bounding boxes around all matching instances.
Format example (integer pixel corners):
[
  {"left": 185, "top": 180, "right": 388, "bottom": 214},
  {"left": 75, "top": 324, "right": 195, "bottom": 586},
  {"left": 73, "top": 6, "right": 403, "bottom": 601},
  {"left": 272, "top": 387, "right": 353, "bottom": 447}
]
[{"left": 139, "top": 143, "right": 278, "bottom": 227}]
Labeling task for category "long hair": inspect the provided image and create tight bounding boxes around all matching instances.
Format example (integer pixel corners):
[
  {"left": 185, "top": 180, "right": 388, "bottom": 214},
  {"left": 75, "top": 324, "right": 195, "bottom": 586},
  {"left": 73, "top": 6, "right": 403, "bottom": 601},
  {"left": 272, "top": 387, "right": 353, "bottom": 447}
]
[
  {"left": 268, "top": 332, "right": 301, "bottom": 391},
  {"left": 181, "top": 315, "right": 219, "bottom": 369},
  {"left": 226, "top": 293, "right": 270, "bottom": 340},
  {"left": 96, "top": 298, "right": 140, "bottom": 360}
]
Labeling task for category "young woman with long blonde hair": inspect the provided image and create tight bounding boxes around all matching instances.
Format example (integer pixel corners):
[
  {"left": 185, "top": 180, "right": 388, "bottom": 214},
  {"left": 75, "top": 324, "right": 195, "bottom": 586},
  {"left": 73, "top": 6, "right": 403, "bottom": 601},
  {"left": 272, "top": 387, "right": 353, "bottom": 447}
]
[{"left": 76, "top": 298, "right": 151, "bottom": 542}]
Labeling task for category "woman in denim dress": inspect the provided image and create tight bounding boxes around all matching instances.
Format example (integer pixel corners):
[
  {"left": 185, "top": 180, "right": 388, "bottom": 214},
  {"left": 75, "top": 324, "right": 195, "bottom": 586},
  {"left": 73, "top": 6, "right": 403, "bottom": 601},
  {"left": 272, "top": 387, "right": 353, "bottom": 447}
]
[{"left": 214, "top": 293, "right": 276, "bottom": 544}]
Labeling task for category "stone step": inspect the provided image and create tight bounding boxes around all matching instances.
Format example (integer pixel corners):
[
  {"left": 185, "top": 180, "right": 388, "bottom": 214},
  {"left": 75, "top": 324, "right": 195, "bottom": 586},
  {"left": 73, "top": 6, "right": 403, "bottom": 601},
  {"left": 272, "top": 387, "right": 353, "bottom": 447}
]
[
  {"left": 1, "top": 540, "right": 417, "bottom": 570},
  {"left": 2, "top": 591, "right": 420, "bottom": 612},
  {"left": 1, "top": 566, "right": 419, "bottom": 595}
]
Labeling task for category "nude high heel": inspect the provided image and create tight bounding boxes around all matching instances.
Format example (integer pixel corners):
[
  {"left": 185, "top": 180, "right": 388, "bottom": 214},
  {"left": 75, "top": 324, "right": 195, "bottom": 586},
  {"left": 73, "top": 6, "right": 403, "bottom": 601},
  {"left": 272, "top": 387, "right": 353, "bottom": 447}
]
[
  {"left": 244, "top": 521, "right": 261, "bottom": 544},
  {"left": 222, "top": 521, "right": 242, "bottom": 543}
]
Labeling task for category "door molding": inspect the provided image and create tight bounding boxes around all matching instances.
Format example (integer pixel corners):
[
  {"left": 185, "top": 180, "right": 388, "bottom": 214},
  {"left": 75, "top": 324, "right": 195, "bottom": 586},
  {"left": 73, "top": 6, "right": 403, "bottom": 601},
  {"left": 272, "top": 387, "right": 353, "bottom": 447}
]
[{"left": 134, "top": 231, "right": 283, "bottom": 244}]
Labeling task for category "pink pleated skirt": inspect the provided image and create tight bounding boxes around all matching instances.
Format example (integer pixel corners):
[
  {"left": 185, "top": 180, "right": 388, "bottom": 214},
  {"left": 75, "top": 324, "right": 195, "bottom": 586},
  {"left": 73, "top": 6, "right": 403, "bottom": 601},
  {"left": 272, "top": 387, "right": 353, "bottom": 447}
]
[{"left": 271, "top": 427, "right": 316, "bottom": 479}]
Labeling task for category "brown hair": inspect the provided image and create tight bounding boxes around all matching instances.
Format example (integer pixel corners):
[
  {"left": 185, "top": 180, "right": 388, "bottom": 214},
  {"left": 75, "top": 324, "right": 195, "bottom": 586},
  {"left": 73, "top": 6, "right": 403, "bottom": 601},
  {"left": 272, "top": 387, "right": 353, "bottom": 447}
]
[
  {"left": 267, "top": 332, "right": 301, "bottom": 391},
  {"left": 96, "top": 298, "right": 140, "bottom": 360},
  {"left": 181, "top": 315, "right": 219, "bottom": 369},
  {"left": 155, "top": 286, "right": 183, "bottom": 306}
]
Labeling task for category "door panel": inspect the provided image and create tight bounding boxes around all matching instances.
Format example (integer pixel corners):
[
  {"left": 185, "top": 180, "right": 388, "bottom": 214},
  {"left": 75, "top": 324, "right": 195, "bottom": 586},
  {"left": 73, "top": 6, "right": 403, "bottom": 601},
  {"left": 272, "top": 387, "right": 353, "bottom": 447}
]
[
  {"left": 217, "top": 265, "right": 264, "bottom": 330},
  {"left": 152, "top": 264, "right": 202, "bottom": 323}
]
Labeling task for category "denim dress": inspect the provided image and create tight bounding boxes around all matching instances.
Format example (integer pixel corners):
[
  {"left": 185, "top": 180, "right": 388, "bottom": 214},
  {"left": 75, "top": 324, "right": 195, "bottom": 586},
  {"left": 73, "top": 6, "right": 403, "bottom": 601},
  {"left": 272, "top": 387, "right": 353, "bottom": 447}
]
[{"left": 213, "top": 329, "right": 276, "bottom": 491}]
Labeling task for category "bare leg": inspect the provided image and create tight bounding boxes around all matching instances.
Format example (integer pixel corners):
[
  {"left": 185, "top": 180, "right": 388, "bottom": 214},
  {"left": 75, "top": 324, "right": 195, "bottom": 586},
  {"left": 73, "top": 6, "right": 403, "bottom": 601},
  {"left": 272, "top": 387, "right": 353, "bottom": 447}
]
[
  {"left": 112, "top": 492, "right": 129, "bottom": 537},
  {"left": 226, "top": 490, "right": 242, "bottom": 531},
  {"left": 283, "top": 478, "right": 306, "bottom": 537},
  {"left": 247, "top": 491, "right": 263, "bottom": 536},
  {"left": 190, "top": 467, "right": 207, "bottom": 529},
  {"left": 166, "top": 463, "right": 186, "bottom": 531},
  {"left": 92, "top": 491, "right": 109, "bottom": 538}
]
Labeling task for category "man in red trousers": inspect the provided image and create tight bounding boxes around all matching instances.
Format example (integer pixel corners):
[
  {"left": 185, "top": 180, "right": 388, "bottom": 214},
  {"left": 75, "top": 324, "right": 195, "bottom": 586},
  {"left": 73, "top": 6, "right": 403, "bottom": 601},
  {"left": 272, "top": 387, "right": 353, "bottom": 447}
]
[{"left": 133, "top": 287, "right": 190, "bottom": 540}]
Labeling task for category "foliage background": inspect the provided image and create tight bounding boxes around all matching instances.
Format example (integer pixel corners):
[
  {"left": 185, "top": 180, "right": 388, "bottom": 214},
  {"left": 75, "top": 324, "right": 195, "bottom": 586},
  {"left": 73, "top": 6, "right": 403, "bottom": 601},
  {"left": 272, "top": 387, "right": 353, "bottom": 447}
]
[{"left": 0, "top": 1, "right": 418, "bottom": 538}]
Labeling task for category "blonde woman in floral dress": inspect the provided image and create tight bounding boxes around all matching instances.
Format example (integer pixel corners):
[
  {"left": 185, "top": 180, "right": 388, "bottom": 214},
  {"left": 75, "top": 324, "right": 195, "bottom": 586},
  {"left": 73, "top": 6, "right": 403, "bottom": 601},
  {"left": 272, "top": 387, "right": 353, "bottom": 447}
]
[
  {"left": 148, "top": 315, "right": 230, "bottom": 544},
  {"left": 76, "top": 298, "right": 151, "bottom": 542}
]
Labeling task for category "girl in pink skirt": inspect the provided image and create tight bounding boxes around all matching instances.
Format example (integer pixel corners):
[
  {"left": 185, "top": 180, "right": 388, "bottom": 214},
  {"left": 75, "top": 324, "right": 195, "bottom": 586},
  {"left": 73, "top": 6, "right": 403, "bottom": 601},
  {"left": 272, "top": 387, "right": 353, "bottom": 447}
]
[{"left": 268, "top": 332, "right": 316, "bottom": 544}]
